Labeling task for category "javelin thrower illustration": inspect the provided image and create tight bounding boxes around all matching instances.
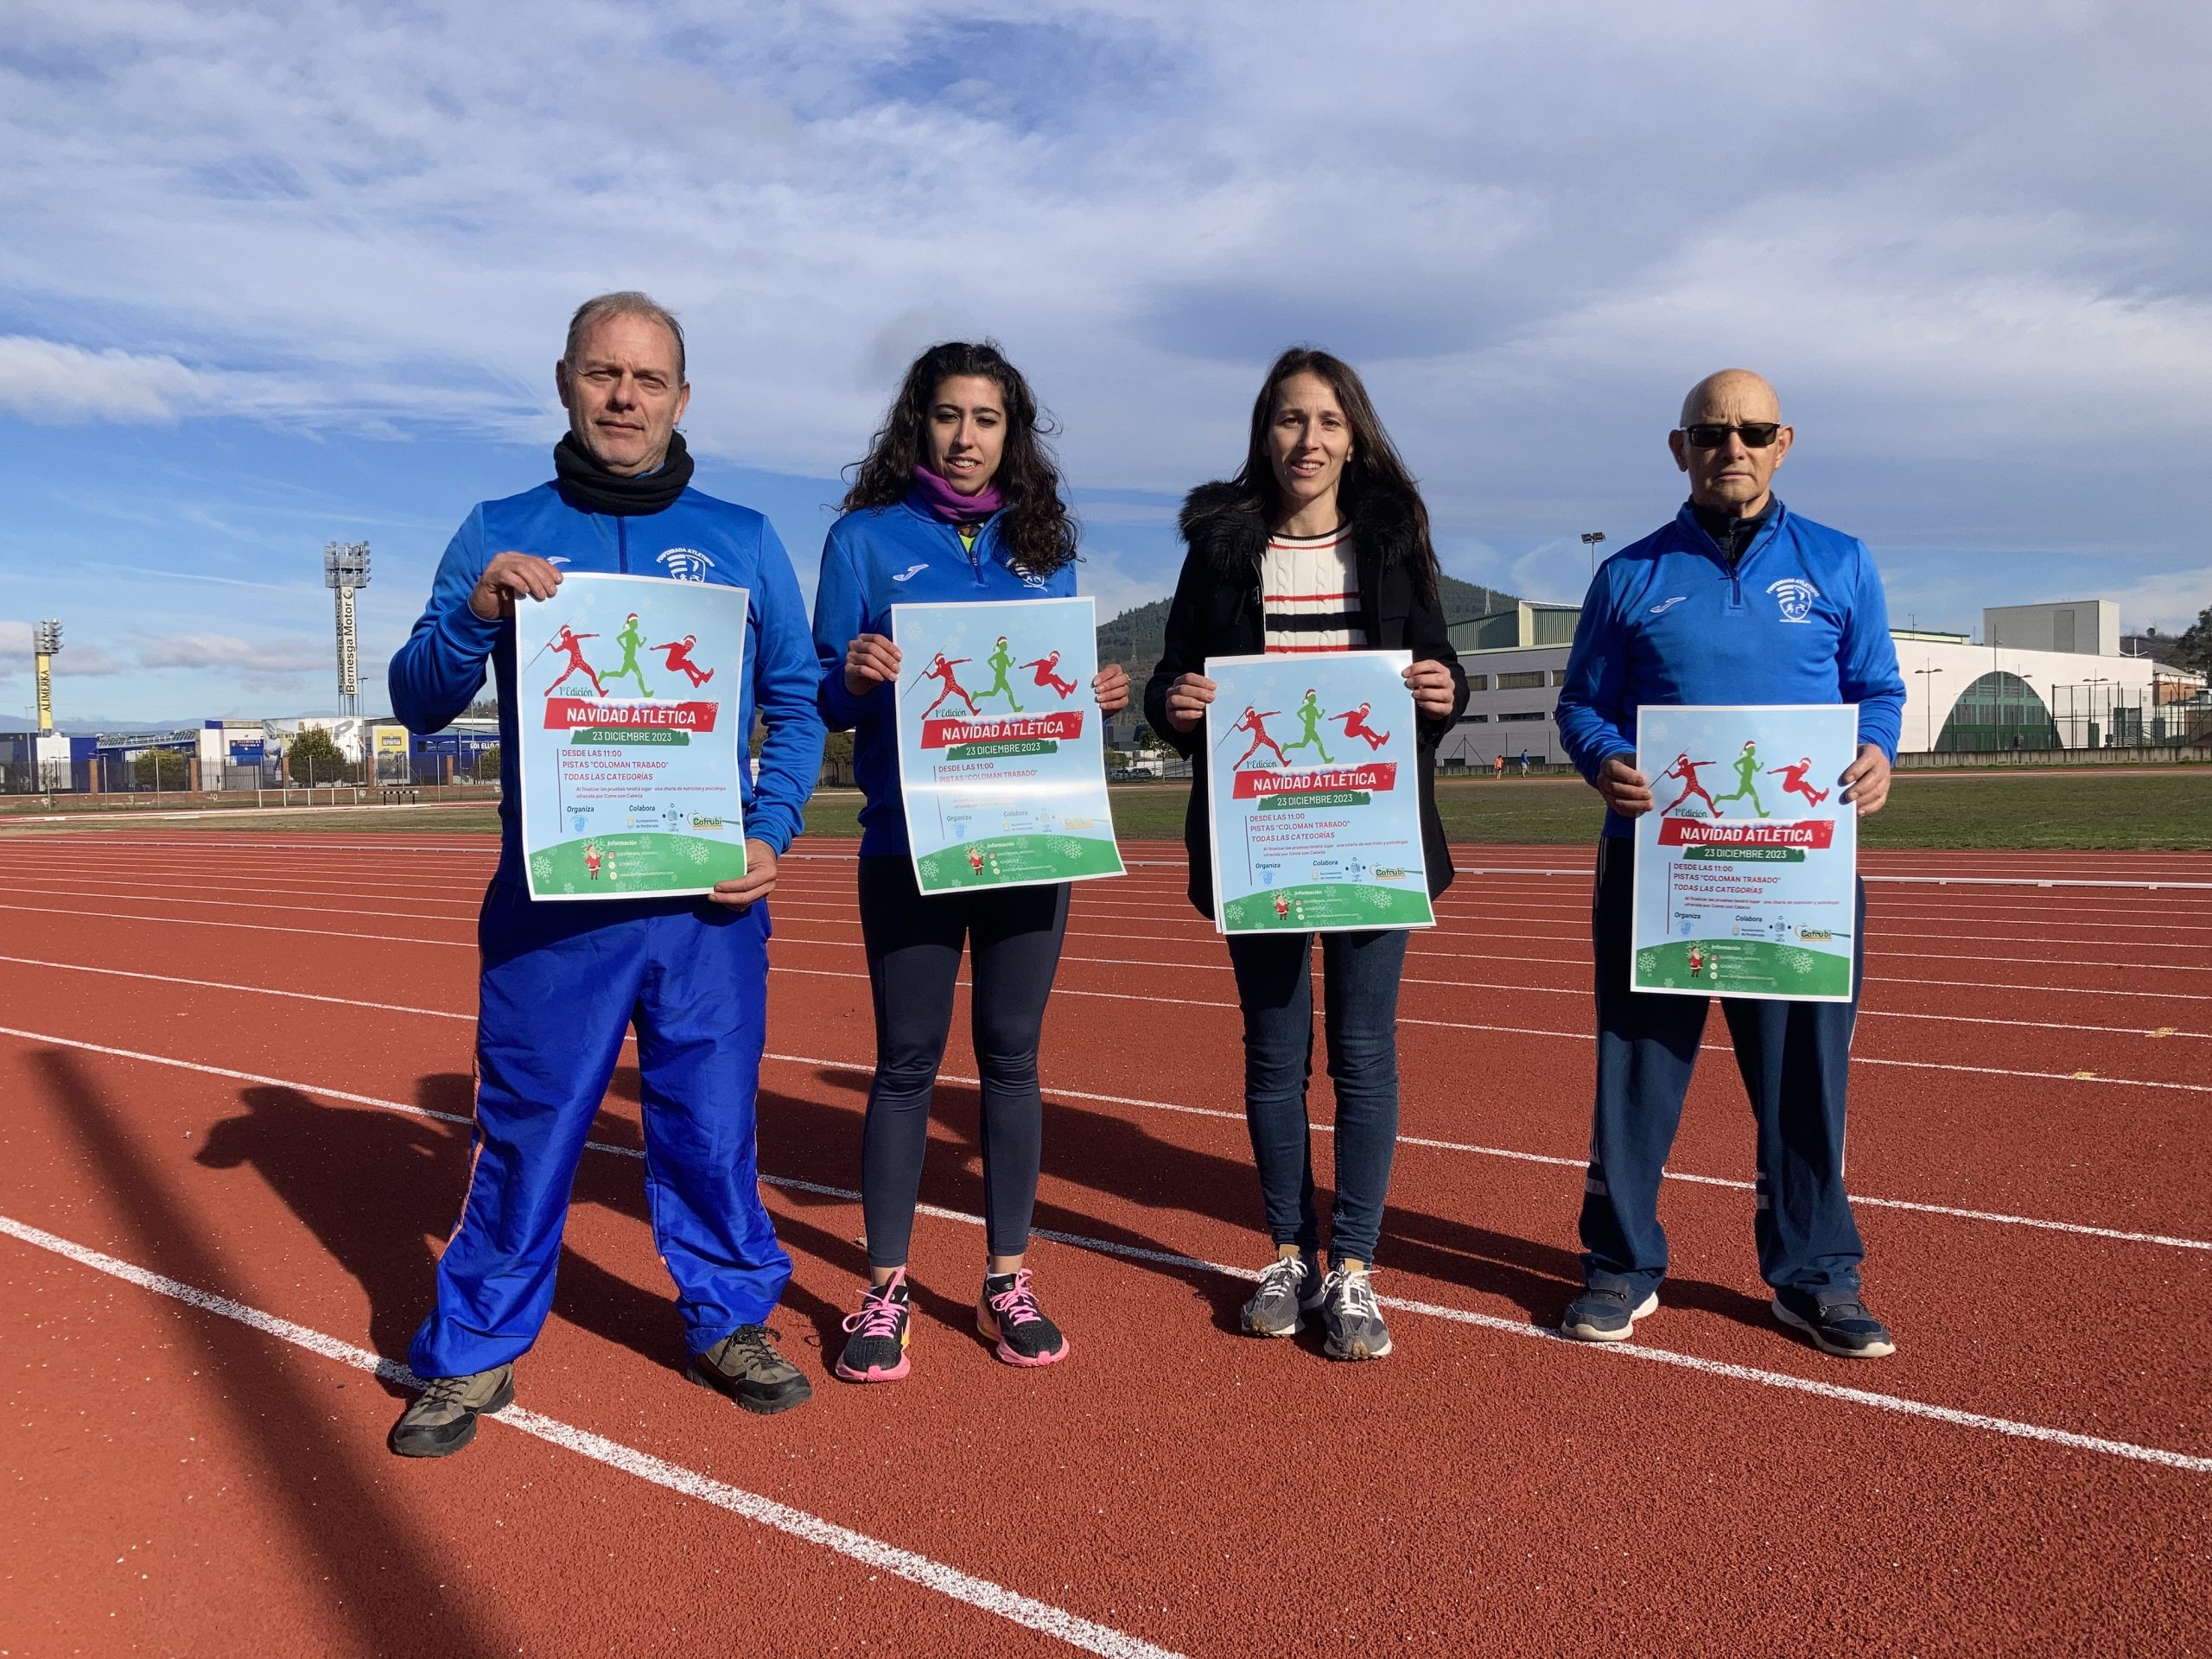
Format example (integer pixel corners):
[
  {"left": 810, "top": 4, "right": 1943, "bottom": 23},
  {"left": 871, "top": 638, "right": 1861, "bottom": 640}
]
[
  {"left": 920, "top": 652, "right": 980, "bottom": 716},
  {"left": 601, "top": 612, "right": 654, "bottom": 697},
  {"left": 1660, "top": 752, "right": 1721, "bottom": 816},
  {"left": 543, "top": 625, "right": 606, "bottom": 697},
  {"left": 1332, "top": 701, "right": 1391, "bottom": 752},
  {"left": 652, "top": 633, "right": 715, "bottom": 688},
  {"left": 1019, "top": 647, "right": 1077, "bottom": 699},
  {"left": 1770, "top": 754, "right": 1831, "bottom": 809},
  {"left": 975, "top": 635, "right": 1025, "bottom": 712},
  {"left": 1230, "top": 705, "right": 1288, "bottom": 769},
  {"left": 1279, "top": 688, "right": 1335, "bottom": 764}
]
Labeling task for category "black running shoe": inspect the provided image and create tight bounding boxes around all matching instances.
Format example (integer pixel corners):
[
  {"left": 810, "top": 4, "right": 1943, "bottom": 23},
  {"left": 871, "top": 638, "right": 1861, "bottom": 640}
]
[
  {"left": 1560, "top": 1283, "right": 1660, "bottom": 1344},
  {"left": 688, "top": 1324, "right": 813, "bottom": 1414},
  {"left": 835, "top": 1271, "right": 912, "bottom": 1383},
  {"left": 1772, "top": 1287, "right": 1896, "bottom": 1358},
  {"left": 978, "top": 1268, "right": 1070, "bottom": 1367}
]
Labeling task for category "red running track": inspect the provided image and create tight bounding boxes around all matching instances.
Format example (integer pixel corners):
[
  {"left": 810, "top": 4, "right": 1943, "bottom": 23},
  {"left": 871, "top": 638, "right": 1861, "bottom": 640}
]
[{"left": 0, "top": 833, "right": 2207, "bottom": 1657}]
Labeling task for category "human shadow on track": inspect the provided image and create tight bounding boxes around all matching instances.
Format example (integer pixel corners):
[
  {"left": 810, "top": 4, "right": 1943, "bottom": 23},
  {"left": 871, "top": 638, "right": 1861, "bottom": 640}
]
[
  {"left": 761, "top": 1060, "right": 1675, "bottom": 1336},
  {"left": 34, "top": 1050, "right": 518, "bottom": 1658}
]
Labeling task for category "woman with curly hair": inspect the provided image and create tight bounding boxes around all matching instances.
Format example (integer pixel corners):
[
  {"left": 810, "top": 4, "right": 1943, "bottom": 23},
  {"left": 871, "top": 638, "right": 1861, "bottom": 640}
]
[
  {"left": 810, "top": 340, "right": 1128, "bottom": 1382},
  {"left": 1144, "top": 347, "right": 1467, "bottom": 1361}
]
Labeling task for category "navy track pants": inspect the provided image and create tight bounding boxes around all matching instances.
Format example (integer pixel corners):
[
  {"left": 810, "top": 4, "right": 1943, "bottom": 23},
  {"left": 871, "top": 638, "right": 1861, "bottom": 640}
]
[
  {"left": 408, "top": 880, "right": 789, "bottom": 1379},
  {"left": 1578, "top": 837, "right": 1869, "bottom": 1300}
]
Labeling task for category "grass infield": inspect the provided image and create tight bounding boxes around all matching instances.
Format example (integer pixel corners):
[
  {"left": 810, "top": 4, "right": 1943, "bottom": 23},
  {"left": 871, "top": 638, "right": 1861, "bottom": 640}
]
[{"left": 3, "top": 767, "right": 2203, "bottom": 849}]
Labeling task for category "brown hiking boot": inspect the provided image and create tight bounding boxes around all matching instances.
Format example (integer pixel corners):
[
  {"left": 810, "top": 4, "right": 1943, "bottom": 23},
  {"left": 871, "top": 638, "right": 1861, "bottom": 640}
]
[
  {"left": 687, "top": 1324, "right": 811, "bottom": 1415},
  {"left": 389, "top": 1363, "right": 515, "bottom": 1459}
]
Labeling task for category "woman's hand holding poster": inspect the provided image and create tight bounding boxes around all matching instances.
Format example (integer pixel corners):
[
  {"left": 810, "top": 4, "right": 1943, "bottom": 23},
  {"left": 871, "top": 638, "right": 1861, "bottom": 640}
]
[
  {"left": 1204, "top": 652, "right": 1433, "bottom": 934},
  {"left": 891, "top": 595, "right": 1125, "bottom": 893}
]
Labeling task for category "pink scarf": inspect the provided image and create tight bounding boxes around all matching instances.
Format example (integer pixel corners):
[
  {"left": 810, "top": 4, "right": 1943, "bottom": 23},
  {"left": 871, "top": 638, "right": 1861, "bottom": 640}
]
[{"left": 908, "top": 463, "right": 1003, "bottom": 526}]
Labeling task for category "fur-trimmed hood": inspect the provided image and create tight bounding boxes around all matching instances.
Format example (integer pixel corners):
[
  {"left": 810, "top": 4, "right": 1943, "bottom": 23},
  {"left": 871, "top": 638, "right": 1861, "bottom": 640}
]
[{"left": 1178, "top": 480, "right": 1428, "bottom": 589}]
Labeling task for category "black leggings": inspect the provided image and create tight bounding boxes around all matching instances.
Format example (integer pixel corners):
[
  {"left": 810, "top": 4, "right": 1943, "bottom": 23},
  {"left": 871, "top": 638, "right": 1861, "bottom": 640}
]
[{"left": 857, "top": 855, "right": 1070, "bottom": 1267}]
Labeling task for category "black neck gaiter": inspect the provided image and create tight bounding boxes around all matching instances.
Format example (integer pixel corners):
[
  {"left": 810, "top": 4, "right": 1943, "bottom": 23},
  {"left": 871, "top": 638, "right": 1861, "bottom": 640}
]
[
  {"left": 553, "top": 430, "right": 695, "bottom": 516},
  {"left": 1691, "top": 496, "right": 1776, "bottom": 566}
]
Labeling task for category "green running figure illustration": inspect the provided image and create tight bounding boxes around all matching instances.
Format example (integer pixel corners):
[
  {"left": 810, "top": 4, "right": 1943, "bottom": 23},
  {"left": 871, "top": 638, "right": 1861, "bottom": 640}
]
[
  {"left": 1279, "top": 688, "right": 1335, "bottom": 765},
  {"left": 1713, "top": 738, "right": 1770, "bottom": 817},
  {"left": 975, "top": 635, "right": 1024, "bottom": 712},
  {"left": 602, "top": 612, "right": 654, "bottom": 698}
]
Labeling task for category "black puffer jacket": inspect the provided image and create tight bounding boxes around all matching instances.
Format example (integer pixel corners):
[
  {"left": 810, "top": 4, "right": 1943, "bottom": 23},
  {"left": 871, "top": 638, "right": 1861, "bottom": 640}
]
[{"left": 1141, "top": 480, "right": 1471, "bottom": 919}]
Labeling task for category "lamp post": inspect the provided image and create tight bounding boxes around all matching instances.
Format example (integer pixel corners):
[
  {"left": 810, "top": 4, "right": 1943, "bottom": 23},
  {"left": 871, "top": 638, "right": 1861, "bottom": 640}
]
[
  {"left": 32, "top": 618, "right": 61, "bottom": 734},
  {"left": 323, "top": 541, "right": 372, "bottom": 720},
  {"left": 1912, "top": 662, "right": 1944, "bottom": 753},
  {"left": 1581, "top": 531, "right": 1607, "bottom": 577}
]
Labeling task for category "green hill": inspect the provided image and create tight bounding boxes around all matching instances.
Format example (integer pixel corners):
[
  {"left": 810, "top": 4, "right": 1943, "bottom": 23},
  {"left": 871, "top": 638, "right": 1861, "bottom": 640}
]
[{"left": 1096, "top": 573, "right": 1516, "bottom": 673}]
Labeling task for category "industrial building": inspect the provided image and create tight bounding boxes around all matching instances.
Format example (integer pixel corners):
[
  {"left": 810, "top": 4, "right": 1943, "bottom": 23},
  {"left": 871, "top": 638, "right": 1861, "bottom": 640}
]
[{"left": 1438, "top": 597, "right": 2206, "bottom": 769}]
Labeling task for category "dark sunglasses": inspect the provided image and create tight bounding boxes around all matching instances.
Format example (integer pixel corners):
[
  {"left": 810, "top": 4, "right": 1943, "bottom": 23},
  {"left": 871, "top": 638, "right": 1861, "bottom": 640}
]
[{"left": 1680, "top": 422, "right": 1782, "bottom": 449}]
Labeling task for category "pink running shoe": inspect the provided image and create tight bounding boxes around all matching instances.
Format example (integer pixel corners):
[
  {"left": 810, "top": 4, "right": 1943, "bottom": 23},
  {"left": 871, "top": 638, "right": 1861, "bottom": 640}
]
[
  {"left": 977, "top": 1268, "right": 1071, "bottom": 1367},
  {"left": 834, "top": 1270, "right": 911, "bottom": 1382}
]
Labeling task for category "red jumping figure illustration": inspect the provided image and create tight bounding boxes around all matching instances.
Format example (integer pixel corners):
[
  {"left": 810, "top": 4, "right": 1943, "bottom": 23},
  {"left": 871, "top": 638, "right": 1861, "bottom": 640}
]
[
  {"left": 1231, "top": 705, "right": 1288, "bottom": 769},
  {"left": 1770, "top": 755, "right": 1832, "bottom": 809},
  {"left": 1660, "top": 752, "right": 1723, "bottom": 816},
  {"left": 543, "top": 626, "right": 606, "bottom": 697},
  {"left": 651, "top": 633, "right": 715, "bottom": 688},
  {"left": 1332, "top": 701, "right": 1392, "bottom": 751},
  {"left": 1018, "top": 649, "right": 1078, "bottom": 699},
  {"left": 921, "top": 652, "right": 980, "bottom": 717}
]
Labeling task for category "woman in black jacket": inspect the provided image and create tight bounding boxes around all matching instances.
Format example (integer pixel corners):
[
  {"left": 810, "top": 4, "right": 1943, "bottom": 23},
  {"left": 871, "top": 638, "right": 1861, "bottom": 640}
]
[{"left": 1143, "top": 347, "right": 1468, "bottom": 1361}]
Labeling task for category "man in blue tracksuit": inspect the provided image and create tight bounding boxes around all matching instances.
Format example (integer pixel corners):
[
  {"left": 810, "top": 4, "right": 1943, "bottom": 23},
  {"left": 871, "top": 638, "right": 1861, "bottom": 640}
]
[
  {"left": 386, "top": 292, "right": 826, "bottom": 1457},
  {"left": 1553, "top": 368, "right": 1906, "bottom": 1360}
]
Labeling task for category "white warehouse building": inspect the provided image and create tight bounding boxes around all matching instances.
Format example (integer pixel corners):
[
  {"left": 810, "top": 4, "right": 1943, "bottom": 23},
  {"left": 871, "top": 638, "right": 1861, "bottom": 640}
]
[{"left": 1438, "top": 597, "right": 2203, "bottom": 769}]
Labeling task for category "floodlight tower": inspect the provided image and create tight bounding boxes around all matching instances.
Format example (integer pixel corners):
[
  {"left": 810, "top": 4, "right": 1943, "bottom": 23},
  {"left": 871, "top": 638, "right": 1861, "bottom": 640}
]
[
  {"left": 1581, "top": 531, "right": 1607, "bottom": 576},
  {"left": 323, "top": 541, "right": 372, "bottom": 717},
  {"left": 33, "top": 619, "right": 62, "bottom": 732}
]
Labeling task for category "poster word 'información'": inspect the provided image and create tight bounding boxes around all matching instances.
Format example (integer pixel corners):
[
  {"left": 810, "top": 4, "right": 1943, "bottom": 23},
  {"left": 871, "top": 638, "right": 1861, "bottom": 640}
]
[
  {"left": 1204, "top": 652, "right": 1433, "bottom": 935},
  {"left": 1630, "top": 702, "right": 1859, "bottom": 1001},
  {"left": 517, "top": 571, "right": 749, "bottom": 900},
  {"left": 892, "top": 595, "right": 1124, "bottom": 894}
]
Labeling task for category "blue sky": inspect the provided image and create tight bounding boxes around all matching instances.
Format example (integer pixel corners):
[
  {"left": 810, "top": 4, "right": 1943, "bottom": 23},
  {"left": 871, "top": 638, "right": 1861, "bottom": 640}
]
[{"left": 3, "top": 3, "right": 2208, "bottom": 724}]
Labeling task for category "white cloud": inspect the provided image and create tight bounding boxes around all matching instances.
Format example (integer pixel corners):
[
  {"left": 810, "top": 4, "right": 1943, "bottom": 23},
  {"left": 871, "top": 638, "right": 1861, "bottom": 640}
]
[
  {"left": 0, "top": 337, "right": 209, "bottom": 424},
  {"left": 0, "top": 619, "right": 131, "bottom": 675}
]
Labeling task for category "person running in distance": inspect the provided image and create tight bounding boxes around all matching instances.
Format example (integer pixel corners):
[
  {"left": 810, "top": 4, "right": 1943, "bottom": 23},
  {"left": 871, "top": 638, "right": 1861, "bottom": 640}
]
[
  {"left": 1493, "top": 753, "right": 1506, "bottom": 779},
  {"left": 1771, "top": 754, "right": 1830, "bottom": 808},
  {"left": 1145, "top": 346, "right": 1467, "bottom": 1362},
  {"left": 1660, "top": 752, "right": 1722, "bottom": 816},
  {"left": 1554, "top": 367, "right": 1904, "bottom": 1360},
  {"left": 1020, "top": 648, "right": 1078, "bottom": 699},
  {"left": 812, "top": 340, "right": 1129, "bottom": 1382},
  {"left": 920, "top": 652, "right": 979, "bottom": 717},
  {"left": 385, "top": 291, "right": 824, "bottom": 1460},
  {"left": 1231, "top": 704, "right": 1288, "bottom": 768},
  {"left": 604, "top": 612, "right": 653, "bottom": 697},
  {"left": 976, "top": 634, "right": 1025, "bottom": 712},
  {"left": 1334, "top": 701, "right": 1390, "bottom": 752},
  {"left": 1713, "top": 738, "right": 1770, "bottom": 817},
  {"left": 543, "top": 625, "right": 605, "bottom": 697},
  {"left": 1280, "top": 687, "right": 1335, "bottom": 764},
  {"left": 1519, "top": 746, "right": 1530, "bottom": 776},
  {"left": 653, "top": 632, "right": 715, "bottom": 688}
]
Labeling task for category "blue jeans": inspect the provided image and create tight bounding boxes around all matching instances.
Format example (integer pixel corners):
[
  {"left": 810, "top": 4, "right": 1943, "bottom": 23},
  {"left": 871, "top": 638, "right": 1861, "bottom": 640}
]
[{"left": 1226, "top": 928, "right": 1408, "bottom": 1268}]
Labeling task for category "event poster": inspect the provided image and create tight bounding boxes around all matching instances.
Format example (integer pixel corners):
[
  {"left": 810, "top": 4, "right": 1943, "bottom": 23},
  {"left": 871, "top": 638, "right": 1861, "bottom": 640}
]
[
  {"left": 516, "top": 571, "right": 749, "bottom": 900},
  {"left": 1630, "top": 703, "right": 1859, "bottom": 1001},
  {"left": 1204, "top": 652, "right": 1434, "bottom": 935},
  {"left": 890, "top": 595, "right": 1124, "bottom": 893}
]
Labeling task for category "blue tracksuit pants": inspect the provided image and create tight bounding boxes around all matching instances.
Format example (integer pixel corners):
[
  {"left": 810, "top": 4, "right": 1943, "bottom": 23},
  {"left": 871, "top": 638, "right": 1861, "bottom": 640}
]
[
  {"left": 408, "top": 880, "right": 791, "bottom": 1379},
  {"left": 1578, "top": 838, "right": 1868, "bottom": 1299}
]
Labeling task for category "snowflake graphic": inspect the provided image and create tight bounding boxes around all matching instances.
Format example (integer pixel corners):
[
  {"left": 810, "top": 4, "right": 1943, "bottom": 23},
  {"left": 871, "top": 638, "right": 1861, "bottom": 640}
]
[
  {"left": 531, "top": 853, "right": 553, "bottom": 881},
  {"left": 1045, "top": 836, "right": 1083, "bottom": 859},
  {"left": 1359, "top": 887, "right": 1394, "bottom": 911},
  {"left": 682, "top": 841, "right": 711, "bottom": 865},
  {"left": 1783, "top": 949, "right": 1815, "bottom": 975},
  {"left": 1637, "top": 950, "right": 1657, "bottom": 977}
]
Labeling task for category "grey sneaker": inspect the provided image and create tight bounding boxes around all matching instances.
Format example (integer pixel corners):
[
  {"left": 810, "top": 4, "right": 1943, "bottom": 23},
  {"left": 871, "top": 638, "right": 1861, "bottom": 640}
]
[
  {"left": 687, "top": 1324, "right": 813, "bottom": 1415},
  {"left": 1319, "top": 1265, "right": 1392, "bottom": 1360},
  {"left": 1240, "top": 1249, "right": 1324, "bottom": 1338},
  {"left": 389, "top": 1363, "right": 514, "bottom": 1459},
  {"left": 1560, "top": 1284, "right": 1660, "bottom": 1344}
]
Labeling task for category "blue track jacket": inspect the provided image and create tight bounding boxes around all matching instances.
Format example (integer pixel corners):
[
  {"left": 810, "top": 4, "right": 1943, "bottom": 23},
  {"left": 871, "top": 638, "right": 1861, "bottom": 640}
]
[
  {"left": 391, "top": 482, "right": 825, "bottom": 881},
  {"left": 810, "top": 499, "right": 1076, "bottom": 855},
  {"left": 1554, "top": 499, "right": 1905, "bottom": 839}
]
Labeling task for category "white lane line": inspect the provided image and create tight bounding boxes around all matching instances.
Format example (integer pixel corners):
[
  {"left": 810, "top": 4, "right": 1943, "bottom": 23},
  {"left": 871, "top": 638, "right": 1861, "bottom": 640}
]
[
  {"left": 1, "top": 885, "right": 473, "bottom": 925},
  {"left": 3, "top": 1017, "right": 2206, "bottom": 1262},
  {"left": 0, "top": 902, "right": 469, "bottom": 950},
  {"left": 3, "top": 1113, "right": 2203, "bottom": 1480},
  {"left": 0, "top": 1214, "right": 1186, "bottom": 1659}
]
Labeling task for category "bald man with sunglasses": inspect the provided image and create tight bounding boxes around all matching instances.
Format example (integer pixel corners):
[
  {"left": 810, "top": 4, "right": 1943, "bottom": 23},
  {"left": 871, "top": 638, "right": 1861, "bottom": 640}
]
[{"left": 1552, "top": 370, "right": 1907, "bottom": 1361}]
